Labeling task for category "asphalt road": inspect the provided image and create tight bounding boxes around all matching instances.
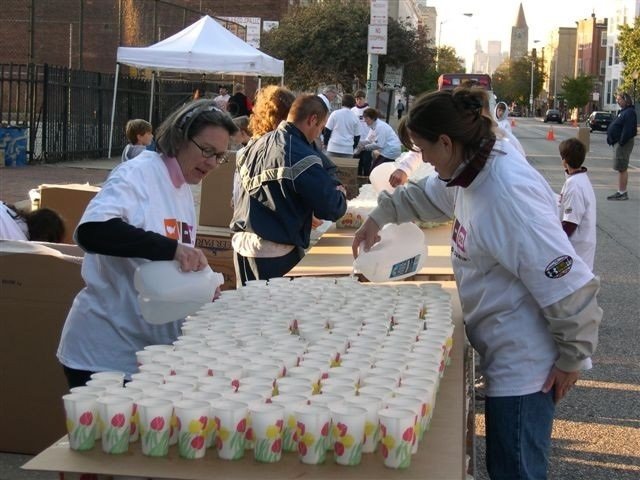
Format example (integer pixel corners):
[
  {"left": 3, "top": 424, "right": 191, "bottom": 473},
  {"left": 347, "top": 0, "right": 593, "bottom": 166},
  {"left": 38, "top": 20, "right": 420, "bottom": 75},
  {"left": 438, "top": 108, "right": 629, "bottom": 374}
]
[{"left": 473, "top": 117, "right": 640, "bottom": 480}]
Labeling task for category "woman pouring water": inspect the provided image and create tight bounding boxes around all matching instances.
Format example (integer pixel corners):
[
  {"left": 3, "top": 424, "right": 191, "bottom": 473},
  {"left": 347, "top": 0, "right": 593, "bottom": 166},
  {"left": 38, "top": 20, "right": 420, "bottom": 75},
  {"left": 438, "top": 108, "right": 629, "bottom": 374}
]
[
  {"left": 57, "top": 100, "right": 237, "bottom": 388},
  {"left": 352, "top": 88, "right": 602, "bottom": 480}
]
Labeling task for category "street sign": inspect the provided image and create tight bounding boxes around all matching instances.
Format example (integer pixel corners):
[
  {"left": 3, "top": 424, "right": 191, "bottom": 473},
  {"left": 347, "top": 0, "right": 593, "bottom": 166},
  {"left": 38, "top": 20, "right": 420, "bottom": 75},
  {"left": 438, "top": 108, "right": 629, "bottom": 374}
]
[
  {"left": 383, "top": 65, "right": 403, "bottom": 89},
  {"left": 370, "top": 0, "right": 388, "bottom": 25},
  {"left": 367, "top": 25, "right": 388, "bottom": 55}
]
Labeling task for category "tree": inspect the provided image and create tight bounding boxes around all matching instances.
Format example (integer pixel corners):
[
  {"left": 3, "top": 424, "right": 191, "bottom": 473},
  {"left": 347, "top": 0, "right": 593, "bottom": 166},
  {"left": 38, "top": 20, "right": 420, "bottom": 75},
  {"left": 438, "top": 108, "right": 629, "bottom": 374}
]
[
  {"left": 260, "top": 1, "right": 437, "bottom": 95},
  {"left": 436, "top": 46, "right": 465, "bottom": 75},
  {"left": 491, "top": 57, "right": 544, "bottom": 107},
  {"left": 618, "top": 16, "right": 640, "bottom": 98},
  {"left": 561, "top": 75, "right": 593, "bottom": 110}
]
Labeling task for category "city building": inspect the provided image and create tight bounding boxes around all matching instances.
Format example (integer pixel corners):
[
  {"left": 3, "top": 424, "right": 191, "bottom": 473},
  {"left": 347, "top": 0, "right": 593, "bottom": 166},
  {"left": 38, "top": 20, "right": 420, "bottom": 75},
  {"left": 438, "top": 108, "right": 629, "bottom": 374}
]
[
  {"left": 603, "top": 0, "right": 640, "bottom": 112},
  {"left": 472, "top": 40, "right": 507, "bottom": 75},
  {"left": 510, "top": 3, "right": 529, "bottom": 61},
  {"left": 0, "top": 0, "right": 296, "bottom": 74},
  {"left": 545, "top": 27, "right": 578, "bottom": 110},
  {"left": 575, "top": 13, "right": 608, "bottom": 112}
]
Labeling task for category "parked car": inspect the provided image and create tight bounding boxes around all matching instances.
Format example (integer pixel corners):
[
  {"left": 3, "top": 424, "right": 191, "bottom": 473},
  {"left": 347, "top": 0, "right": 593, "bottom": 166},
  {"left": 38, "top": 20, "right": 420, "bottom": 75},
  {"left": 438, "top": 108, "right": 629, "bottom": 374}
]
[
  {"left": 544, "top": 109, "right": 563, "bottom": 124},
  {"left": 510, "top": 106, "right": 523, "bottom": 117},
  {"left": 585, "top": 111, "right": 613, "bottom": 132}
]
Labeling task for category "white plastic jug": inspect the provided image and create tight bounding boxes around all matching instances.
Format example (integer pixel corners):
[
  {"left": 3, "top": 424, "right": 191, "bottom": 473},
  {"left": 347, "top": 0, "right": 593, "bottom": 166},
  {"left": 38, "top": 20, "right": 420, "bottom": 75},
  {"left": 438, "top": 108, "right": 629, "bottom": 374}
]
[
  {"left": 353, "top": 222, "right": 426, "bottom": 282},
  {"left": 133, "top": 261, "right": 224, "bottom": 324},
  {"left": 369, "top": 162, "right": 397, "bottom": 195}
]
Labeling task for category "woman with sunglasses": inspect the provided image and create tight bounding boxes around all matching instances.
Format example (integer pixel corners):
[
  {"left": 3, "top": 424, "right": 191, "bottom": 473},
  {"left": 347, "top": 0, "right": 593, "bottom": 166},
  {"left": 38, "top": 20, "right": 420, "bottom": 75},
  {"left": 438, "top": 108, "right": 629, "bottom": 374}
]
[{"left": 57, "top": 100, "right": 238, "bottom": 387}]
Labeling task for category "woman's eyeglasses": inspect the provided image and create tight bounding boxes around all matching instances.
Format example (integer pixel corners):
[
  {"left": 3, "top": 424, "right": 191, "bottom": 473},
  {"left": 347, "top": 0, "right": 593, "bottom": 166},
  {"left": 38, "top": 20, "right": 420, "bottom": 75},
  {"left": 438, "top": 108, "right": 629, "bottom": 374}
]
[{"left": 190, "top": 138, "right": 228, "bottom": 163}]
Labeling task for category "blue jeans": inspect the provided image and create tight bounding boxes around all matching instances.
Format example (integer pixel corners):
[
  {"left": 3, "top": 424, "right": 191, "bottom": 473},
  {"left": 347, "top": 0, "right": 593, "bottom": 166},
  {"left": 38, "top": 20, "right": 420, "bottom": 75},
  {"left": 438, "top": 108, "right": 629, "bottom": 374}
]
[{"left": 485, "top": 390, "right": 555, "bottom": 480}]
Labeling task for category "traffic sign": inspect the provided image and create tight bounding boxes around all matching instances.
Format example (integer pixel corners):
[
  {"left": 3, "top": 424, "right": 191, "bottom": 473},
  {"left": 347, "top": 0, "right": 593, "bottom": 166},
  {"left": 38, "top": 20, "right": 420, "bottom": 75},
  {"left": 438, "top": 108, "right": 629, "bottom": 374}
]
[{"left": 383, "top": 65, "right": 403, "bottom": 89}]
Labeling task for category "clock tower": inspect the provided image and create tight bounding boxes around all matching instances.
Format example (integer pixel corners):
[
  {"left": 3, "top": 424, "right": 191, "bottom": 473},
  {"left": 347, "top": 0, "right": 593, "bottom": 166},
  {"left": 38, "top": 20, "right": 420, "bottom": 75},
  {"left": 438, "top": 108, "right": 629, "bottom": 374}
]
[{"left": 510, "top": 3, "right": 529, "bottom": 61}]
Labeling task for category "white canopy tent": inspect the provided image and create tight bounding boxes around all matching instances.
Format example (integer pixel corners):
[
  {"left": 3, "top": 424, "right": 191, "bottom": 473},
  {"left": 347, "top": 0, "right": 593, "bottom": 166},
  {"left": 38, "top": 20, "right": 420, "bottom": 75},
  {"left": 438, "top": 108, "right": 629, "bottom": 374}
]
[{"left": 108, "top": 15, "right": 284, "bottom": 157}]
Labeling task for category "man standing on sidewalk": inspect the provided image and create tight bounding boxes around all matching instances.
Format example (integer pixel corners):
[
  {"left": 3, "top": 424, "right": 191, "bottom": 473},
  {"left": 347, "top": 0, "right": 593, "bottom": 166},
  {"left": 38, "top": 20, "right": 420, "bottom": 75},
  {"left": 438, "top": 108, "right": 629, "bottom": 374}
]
[{"left": 606, "top": 92, "right": 637, "bottom": 201}]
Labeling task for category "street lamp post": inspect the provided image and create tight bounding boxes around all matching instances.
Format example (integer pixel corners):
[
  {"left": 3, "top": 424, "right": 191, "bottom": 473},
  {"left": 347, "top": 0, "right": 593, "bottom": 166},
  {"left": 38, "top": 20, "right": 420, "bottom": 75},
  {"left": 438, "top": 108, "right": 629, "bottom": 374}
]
[
  {"left": 529, "top": 40, "right": 540, "bottom": 117},
  {"left": 553, "top": 50, "right": 558, "bottom": 109},
  {"left": 436, "top": 13, "right": 473, "bottom": 72},
  {"left": 633, "top": 70, "right": 639, "bottom": 106},
  {"left": 436, "top": 20, "right": 446, "bottom": 71},
  {"left": 529, "top": 59, "right": 535, "bottom": 116}
]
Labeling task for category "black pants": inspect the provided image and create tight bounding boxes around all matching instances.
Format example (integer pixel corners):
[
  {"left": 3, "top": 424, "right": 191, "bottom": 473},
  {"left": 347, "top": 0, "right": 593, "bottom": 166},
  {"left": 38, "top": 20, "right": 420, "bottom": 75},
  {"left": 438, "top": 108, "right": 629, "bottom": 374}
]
[
  {"left": 234, "top": 247, "right": 304, "bottom": 287},
  {"left": 63, "top": 365, "right": 95, "bottom": 389},
  {"left": 356, "top": 150, "right": 373, "bottom": 176}
]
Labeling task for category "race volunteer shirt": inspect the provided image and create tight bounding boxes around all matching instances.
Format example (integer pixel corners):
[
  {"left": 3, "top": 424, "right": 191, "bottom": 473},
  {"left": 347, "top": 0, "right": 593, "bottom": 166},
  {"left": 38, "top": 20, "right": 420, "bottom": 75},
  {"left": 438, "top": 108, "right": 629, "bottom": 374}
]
[
  {"left": 57, "top": 152, "right": 196, "bottom": 376},
  {"left": 426, "top": 140, "right": 595, "bottom": 397}
]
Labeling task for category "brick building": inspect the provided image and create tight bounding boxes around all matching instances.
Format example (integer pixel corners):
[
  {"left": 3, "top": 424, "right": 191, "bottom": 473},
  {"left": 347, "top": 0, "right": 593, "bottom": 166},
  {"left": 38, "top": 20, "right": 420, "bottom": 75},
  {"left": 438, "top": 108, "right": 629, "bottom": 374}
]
[
  {"left": 1, "top": 0, "right": 293, "bottom": 74},
  {"left": 575, "top": 13, "right": 608, "bottom": 111}
]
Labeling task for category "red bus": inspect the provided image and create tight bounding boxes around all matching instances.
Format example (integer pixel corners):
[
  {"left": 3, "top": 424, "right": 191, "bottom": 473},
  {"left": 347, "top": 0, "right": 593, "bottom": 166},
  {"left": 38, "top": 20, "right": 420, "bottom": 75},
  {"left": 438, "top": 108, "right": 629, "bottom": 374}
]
[{"left": 437, "top": 73, "right": 492, "bottom": 91}]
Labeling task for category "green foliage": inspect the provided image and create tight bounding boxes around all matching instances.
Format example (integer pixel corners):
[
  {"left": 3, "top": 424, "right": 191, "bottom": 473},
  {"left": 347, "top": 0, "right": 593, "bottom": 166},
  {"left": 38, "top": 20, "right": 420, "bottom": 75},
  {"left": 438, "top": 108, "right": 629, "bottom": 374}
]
[
  {"left": 491, "top": 57, "right": 544, "bottom": 106},
  {"left": 618, "top": 17, "right": 640, "bottom": 96},
  {"left": 259, "top": 0, "right": 437, "bottom": 95},
  {"left": 436, "top": 46, "right": 465, "bottom": 75},
  {"left": 561, "top": 75, "right": 593, "bottom": 110}
]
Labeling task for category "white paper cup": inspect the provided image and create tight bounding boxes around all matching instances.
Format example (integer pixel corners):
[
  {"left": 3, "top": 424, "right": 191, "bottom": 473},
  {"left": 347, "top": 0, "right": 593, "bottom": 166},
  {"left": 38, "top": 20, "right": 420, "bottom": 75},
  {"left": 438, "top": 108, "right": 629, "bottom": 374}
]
[
  {"left": 69, "top": 386, "right": 106, "bottom": 397},
  {"left": 329, "top": 405, "right": 366, "bottom": 466},
  {"left": 378, "top": 408, "right": 416, "bottom": 469},
  {"left": 174, "top": 399, "right": 210, "bottom": 459},
  {"left": 137, "top": 398, "right": 173, "bottom": 457},
  {"left": 249, "top": 403, "right": 284, "bottom": 463},
  {"left": 293, "top": 404, "right": 331, "bottom": 465},
  {"left": 62, "top": 393, "right": 98, "bottom": 451},
  {"left": 345, "top": 395, "right": 383, "bottom": 453},
  {"left": 383, "top": 396, "right": 421, "bottom": 454},
  {"left": 97, "top": 395, "right": 133, "bottom": 454},
  {"left": 270, "top": 394, "right": 308, "bottom": 453},
  {"left": 130, "top": 372, "right": 164, "bottom": 384},
  {"left": 210, "top": 399, "right": 249, "bottom": 460},
  {"left": 107, "top": 387, "right": 143, "bottom": 442},
  {"left": 90, "top": 371, "right": 125, "bottom": 385}
]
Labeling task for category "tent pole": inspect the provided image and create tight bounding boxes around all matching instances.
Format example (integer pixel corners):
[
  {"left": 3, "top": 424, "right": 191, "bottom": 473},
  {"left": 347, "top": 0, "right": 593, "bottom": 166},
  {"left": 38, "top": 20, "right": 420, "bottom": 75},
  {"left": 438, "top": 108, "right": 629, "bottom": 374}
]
[
  {"left": 149, "top": 71, "right": 156, "bottom": 123},
  {"left": 258, "top": 76, "right": 262, "bottom": 90},
  {"left": 108, "top": 63, "right": 120, "bottom": 159}
]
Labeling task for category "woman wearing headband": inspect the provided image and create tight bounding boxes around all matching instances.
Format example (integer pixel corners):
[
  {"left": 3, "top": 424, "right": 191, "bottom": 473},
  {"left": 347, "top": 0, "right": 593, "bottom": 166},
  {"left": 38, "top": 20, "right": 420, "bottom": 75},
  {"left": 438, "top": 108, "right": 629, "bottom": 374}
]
[
  {"left": 352, "top": 88, "right": 602, "bottom": 479},
  {"left": 57, "top": 100, "right": 238, "bottom": 386}
]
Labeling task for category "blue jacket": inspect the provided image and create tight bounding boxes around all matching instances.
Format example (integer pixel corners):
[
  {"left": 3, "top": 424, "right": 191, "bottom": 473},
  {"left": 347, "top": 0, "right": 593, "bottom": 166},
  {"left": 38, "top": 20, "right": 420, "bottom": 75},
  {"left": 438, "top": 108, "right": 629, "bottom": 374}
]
[
  {"left": 231, "top": 122, "right": 347, "bottom": 249},
  {"left": 607, "top": 105, "right": 637, "bottom": 147}
]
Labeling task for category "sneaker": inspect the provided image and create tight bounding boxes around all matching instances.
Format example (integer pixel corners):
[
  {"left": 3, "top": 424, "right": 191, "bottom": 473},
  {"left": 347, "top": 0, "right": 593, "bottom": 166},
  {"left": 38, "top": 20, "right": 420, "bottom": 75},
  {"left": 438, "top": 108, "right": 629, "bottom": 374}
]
[{"left": 607, "top": 191, "right": 628, "bottom": 201}]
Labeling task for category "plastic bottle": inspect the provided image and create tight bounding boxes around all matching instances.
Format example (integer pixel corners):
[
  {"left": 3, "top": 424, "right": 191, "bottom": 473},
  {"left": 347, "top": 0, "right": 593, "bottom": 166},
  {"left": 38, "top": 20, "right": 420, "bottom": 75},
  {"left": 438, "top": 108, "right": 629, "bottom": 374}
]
[
  {"left": 369, "top": 162, "right": 397, "bottom": 195},
  {"left": 133, "top": 261, "right": 224, "bottom": 324},
  {"left": 353, "top": 222, "right": 426, "bottom": 282}
]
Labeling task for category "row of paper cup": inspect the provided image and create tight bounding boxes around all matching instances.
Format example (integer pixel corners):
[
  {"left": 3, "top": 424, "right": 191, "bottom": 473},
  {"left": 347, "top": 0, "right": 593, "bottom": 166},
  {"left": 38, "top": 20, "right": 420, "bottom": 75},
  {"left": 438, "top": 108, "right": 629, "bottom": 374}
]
[{"left": 64, "top": 379, "right": 437, "bottom": 469}]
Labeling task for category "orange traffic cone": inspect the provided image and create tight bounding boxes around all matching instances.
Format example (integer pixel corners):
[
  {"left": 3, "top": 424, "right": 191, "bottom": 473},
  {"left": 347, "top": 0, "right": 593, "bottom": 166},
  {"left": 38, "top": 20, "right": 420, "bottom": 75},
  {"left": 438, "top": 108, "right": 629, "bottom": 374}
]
[
  {"left": 546, "top": 126, "right": 555, "bottom": 141},
  {"left": 511, "top": 118, "right": 516, "bottom": 127}
]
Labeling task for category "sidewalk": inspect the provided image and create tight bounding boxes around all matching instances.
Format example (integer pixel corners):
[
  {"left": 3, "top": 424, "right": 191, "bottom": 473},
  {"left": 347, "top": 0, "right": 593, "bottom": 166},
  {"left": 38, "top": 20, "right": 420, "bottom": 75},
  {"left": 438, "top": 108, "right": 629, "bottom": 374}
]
[{"left": 1, "top": 158, "right": 119, "bottom": 208}]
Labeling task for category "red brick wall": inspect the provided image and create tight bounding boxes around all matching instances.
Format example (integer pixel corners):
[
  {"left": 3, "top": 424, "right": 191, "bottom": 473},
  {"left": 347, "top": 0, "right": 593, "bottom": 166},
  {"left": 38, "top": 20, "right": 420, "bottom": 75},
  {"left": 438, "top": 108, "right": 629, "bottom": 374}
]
[{"left": 0, "top": 0, "right": 292, "bottom": 74}]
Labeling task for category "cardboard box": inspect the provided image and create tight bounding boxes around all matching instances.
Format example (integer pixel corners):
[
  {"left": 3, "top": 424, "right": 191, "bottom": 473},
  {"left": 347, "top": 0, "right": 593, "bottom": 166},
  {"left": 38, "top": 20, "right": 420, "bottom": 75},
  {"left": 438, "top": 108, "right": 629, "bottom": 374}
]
[
  {"left": 0, "top": 240, "right": 85, "bottom": 454},
  {"left": 199, "top": 152, "right": 237, "bottom": 228},
  {"left": 39, "top": 184, "right": 101, "bottom": 244},
  {"left": 327, "top": 155, "right": 360, "bottom": 199},
  {"left": 195, "top": 226, "right": 236, "bottom": 290}
]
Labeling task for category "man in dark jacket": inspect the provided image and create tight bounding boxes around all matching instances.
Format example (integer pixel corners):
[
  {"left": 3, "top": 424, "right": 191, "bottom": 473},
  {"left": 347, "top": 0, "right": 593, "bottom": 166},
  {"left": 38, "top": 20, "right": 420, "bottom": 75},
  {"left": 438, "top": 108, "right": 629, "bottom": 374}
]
[
  {"left": 606, "top": 92, "right": 637, "bottom": 200},
  {"left": 231, "top": 94, "right": 348, "bottom": 285}
]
